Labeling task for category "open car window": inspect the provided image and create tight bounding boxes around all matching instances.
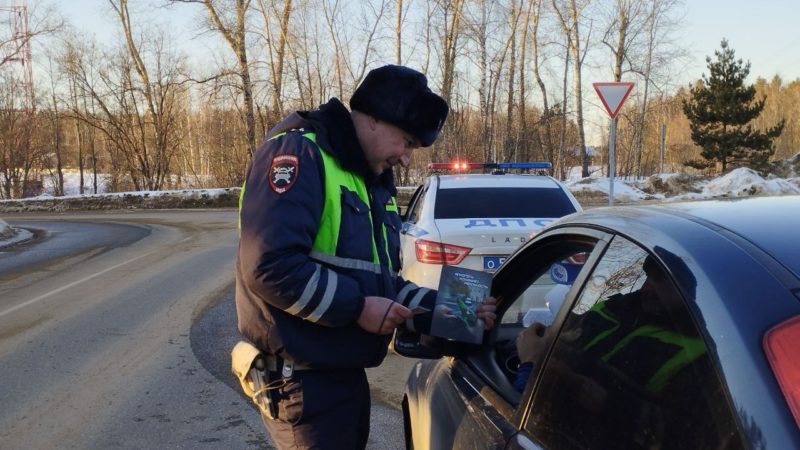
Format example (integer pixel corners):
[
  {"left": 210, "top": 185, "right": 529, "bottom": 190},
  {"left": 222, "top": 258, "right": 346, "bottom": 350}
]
[
  {"left": 467, "top": 233, "right": 604, "bottom": 410},
  {"left": 502, "top": 251, "right": 589, "bottom": 328}
]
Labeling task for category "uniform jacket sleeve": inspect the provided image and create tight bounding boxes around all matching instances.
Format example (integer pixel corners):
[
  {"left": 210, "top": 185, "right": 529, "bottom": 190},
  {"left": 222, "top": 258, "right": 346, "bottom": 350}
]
[
  {"left": 393, "top": 274, "right": 438, "bottom": 334},
  {"left": 238, "top": 132, "right": 365, "bottom": 327}
]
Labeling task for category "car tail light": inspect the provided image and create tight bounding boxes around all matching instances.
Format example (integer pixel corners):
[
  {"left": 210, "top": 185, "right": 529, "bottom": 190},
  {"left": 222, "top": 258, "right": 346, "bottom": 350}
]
[
  {"left": 763, "top": 315, "right": 800, "bottom": 429},
  {"left": 414, "top": 239, "right": 471, "bottom": 265},
  {"left": 567, "top": 252, "right": 588, "bottom": 265}
]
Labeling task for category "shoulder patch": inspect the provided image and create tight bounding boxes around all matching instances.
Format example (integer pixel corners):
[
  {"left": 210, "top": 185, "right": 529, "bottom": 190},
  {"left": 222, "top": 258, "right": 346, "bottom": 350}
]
[{"left": 269, "top": 154, "right": 299, "bottom": 194}]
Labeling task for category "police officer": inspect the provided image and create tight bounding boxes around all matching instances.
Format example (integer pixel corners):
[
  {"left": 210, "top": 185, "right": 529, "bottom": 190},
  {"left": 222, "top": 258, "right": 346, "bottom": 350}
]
[{"left": 236, "top": 65, "right": 497, "bottom": 449}]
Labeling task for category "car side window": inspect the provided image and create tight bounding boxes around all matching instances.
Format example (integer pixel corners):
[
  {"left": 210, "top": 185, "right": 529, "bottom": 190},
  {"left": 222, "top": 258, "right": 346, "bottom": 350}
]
[
  {"left": 524, "top": 236, "right": 744, "bottom": 450},
  {"left": 406, "top": 185, "right": 427, "bottom": 224},
  {"left": 497, "top": 241, "right": 594, "bottom": 397},
  {"left": 502, "top": 251, "right": 588, "bottom": 328}
]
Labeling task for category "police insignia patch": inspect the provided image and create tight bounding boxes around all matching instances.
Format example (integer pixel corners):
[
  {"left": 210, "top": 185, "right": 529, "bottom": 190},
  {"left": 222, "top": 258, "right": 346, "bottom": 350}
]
[{"left": 269, "top": 155, "right": 299, "bottom": 194}]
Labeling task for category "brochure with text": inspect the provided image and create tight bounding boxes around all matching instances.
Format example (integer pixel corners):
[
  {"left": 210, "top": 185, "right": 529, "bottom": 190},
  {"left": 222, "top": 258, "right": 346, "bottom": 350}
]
[{"left": 430, "top": 265, "right": 492, "bottom": 344}]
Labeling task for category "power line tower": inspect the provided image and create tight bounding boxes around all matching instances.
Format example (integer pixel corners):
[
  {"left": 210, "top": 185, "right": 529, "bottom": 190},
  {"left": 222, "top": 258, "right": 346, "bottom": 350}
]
[{"left": 0, "top": 0, "right": 34, "bottom": 112}]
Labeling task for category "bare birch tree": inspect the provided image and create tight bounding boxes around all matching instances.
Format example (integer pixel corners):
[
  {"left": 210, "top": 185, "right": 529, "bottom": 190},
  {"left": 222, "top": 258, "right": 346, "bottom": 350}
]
[
  {"left": 256, "top": 0, "right": 292, "bottom": 120},
  {"left": 551, "top": 0, "right": 591, "bottom": 177},
  {"left": 171, "top": 0, "right": 257, "bottom": 156},
  {"left": 464, "top": 0, "right": 522, "bottom": 162}
]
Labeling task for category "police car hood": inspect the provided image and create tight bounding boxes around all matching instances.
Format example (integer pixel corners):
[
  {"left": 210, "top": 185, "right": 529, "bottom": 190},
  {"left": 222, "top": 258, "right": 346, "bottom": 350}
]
[{"left": 434, "top": 217, "right": 556, "bottom": 255}]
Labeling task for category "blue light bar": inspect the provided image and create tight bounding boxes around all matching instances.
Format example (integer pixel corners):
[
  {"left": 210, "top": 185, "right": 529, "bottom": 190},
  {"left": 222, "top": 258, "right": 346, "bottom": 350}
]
[
  {"left": 495, "top": 162, "right": 552, "bottom": 170},
  {"left": 427, "top": 161, "right": 553, "bottom": 173}
]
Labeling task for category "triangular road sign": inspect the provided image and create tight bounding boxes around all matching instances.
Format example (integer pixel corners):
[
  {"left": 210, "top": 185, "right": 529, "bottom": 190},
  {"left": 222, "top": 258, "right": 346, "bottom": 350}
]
[{"left": 593, "top": 82, "right": 634, "bottom": 119}]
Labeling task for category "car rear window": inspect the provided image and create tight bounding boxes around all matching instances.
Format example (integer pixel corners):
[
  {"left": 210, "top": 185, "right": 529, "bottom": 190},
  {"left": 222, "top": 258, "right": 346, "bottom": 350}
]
[{"left": 434, "top": 187, "right": 576, "bottom": 219}]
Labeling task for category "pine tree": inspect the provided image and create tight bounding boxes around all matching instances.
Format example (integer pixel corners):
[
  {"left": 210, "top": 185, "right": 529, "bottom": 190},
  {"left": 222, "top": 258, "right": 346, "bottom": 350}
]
[{"left": 682, "top": 39, "right": 784, "bottom": 173}]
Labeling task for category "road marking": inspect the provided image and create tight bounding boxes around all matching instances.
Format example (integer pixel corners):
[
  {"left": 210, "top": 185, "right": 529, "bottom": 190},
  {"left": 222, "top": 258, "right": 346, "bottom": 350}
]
[{"left": 0, "top": 252, "right": 152, "bottom": 319}]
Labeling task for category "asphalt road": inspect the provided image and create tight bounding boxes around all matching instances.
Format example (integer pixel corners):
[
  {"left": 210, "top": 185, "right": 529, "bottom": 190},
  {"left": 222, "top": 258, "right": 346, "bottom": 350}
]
[{"left": 0, "top": 210, "right": 409, "bottom": 449}]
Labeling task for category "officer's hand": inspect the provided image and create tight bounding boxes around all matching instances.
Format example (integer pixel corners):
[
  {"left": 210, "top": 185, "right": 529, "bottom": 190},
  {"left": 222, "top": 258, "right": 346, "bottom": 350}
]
[
  {"left": 476, "top": 296, "right": 497, "bottom": 330},
  {"left": 358, "top": 296, "right": 413, "bottom": 335}
]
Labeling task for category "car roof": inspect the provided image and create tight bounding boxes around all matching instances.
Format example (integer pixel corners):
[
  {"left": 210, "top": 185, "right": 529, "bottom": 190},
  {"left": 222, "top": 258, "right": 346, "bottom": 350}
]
[
  {"left": 655, "top": 196, "right": 800, "bottom": 276},
  {"left": 435, "top": 174, "right": 564, "bottom": 189},
  {"left": 561, "top": 196, "right": 800, "bottom": 278}
]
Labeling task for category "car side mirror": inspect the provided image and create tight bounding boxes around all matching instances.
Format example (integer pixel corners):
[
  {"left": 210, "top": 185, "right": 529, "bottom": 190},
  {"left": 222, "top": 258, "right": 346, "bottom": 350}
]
[{"left": 390, "top": 328, "right": 444, "bottom": 359}]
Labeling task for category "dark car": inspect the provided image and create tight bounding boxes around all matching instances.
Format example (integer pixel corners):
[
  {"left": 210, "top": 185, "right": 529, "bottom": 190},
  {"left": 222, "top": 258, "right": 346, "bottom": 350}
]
[{"left": 396, "top": 196, "right": 800, "bottom": 450}]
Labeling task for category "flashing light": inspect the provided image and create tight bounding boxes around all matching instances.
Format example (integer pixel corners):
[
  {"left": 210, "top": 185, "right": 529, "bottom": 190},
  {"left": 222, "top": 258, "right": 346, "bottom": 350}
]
[
  {"left": 414, "top": 239, "right": 471, "bottom": 265},
  {"left": 427, "top": 161, "right": 552, "bottom": 173}
]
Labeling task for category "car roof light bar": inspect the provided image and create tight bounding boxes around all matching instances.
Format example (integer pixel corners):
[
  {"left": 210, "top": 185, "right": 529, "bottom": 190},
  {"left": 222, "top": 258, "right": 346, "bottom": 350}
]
[
  {"left": 427, "top": 161, "right": 552, "bottom": 173},
  {"left": 496, "top": 162, "right": 552, "bottom": 170}
]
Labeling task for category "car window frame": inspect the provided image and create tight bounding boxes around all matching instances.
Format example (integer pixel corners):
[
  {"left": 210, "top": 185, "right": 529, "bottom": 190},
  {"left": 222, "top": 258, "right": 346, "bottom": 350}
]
[
  {"left": 453, "top": 226, "right": 613, "bottom": 425},
  {"left": 403, "top": 179, "right": 431, "bottom": 224}
]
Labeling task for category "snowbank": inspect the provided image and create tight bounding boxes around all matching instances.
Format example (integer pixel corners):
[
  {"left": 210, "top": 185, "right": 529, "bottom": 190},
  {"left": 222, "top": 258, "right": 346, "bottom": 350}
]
[
  {"left": 0, "top": 188, "right": 241, "bottom": 213},
  {"left": 0, "top": 219, "right": 11, "bottom": 239}
]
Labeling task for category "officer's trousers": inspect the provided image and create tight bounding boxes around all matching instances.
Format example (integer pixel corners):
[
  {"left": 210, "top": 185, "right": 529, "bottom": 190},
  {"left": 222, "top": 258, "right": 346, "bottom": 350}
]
[{"left": 261, "top": 367, "right": 371, "bottom": 450}]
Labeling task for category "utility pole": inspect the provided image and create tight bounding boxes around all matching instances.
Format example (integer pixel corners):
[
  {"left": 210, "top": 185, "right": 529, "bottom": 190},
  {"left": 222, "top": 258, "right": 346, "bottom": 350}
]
[
  {"left": 1, "top": 0, "right": 35, "bottom": 112},
  {"left": 659, "top": 124, "right": 666, "bottom": 174}
]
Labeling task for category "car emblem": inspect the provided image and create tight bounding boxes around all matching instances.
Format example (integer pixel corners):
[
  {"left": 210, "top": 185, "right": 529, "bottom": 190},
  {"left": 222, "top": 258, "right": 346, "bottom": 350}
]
[{"left": 269, "top": 155, "right": 299, "bottom": 194}]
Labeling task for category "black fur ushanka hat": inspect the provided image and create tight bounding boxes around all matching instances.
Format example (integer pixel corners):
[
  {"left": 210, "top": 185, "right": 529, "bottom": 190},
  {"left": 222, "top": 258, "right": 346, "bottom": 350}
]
[{"left": 350, "top": 65, "right": 449, "bottom": 147}]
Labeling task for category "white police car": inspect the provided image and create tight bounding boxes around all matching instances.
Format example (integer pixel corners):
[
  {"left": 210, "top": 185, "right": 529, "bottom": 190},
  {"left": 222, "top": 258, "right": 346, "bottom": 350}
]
[{"left": 399, "top": 162, "right": 582, "bottom": 289}]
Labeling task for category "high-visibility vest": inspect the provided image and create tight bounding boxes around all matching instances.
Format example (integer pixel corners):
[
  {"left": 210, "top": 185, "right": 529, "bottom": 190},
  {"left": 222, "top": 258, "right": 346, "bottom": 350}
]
[{"left": 239, "top": 130, "right": 398, "bottom": 272}]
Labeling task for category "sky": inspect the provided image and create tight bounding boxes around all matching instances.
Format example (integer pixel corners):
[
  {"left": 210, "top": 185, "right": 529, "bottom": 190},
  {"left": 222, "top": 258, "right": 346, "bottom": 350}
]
[
  {"left": 30, "top": 0, "right": 800, "bottom": 146},
  {"left": 53, "top": 0, "right": 800, "bottom": 83},
  {"left": 681, "top": 0, "right": 800, "bottom": 84}
]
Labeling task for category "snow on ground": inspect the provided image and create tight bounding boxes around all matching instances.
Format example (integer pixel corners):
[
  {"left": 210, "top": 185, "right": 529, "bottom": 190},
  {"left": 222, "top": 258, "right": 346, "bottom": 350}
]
[
  {"left": 0, "top": 218, "right": 33, "bottom": 249},
  {"left": 40, "top": 170, "right": 110, "bottom": 196},
  {"left": 567, "top": 177, "right": 659, "bottom": 203},
  {"left": 3, "top": 162, "right": 800, "bottom": 247},
  {"left": 567, "top": 167, "right": 800, "bottom": 203},
  {"left": 29, "top": 187, "right": 235, "bottom": 201}
]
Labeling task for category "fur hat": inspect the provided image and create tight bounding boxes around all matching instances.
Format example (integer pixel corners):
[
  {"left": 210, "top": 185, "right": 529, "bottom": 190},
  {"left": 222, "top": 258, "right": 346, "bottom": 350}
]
[{"left": 350, "top": 65, "right": 448, "bottom": 147}]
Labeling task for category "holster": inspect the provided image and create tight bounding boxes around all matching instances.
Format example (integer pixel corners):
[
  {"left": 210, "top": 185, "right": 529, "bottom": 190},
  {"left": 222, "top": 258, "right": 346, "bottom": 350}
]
[{"left": 230, "top": 341, "right": 278, "bottom": 419}]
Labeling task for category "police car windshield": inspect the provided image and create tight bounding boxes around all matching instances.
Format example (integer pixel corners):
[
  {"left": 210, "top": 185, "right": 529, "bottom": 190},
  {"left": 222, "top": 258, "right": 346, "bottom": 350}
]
[{"left": 434, "top": 187, "right": 576, "bottom": 219}]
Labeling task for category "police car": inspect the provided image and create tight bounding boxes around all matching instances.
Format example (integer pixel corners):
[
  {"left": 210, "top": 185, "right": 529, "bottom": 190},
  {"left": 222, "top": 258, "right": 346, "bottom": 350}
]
[{"left": 399, "top": 162, "right": 581, "bottom": 289}]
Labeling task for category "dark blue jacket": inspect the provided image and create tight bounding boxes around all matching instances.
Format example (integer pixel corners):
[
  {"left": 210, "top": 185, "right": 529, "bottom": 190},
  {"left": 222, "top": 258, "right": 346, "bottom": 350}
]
[{"left": 235, "top": 98, "right": 436, "bottom": 368}]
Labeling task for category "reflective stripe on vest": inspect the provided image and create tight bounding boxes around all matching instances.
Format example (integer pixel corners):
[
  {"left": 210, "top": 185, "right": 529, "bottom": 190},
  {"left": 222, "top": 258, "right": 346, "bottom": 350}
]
[
  {"left": 582, "top": 301, "right": 621, "bottom": 352},
  {"left": 601, "top": 323, "right": 707, "bottom": 394}
]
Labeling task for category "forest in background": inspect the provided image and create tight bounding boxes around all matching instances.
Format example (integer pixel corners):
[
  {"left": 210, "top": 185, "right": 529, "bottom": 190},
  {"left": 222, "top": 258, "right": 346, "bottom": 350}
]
[{"left": 0, "top": 0, "right": 798, "bottom": 199}]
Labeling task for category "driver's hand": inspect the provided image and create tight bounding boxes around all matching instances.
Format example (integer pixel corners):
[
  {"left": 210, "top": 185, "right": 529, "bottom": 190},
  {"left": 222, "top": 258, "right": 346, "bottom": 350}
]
[{"left": 516, "top": 322, "right": 547, "bottom": 363}]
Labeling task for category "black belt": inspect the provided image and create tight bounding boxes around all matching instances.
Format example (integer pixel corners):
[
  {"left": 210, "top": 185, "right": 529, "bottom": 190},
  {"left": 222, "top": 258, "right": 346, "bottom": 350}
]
[{"left": 266, "top": 355, "right": 312, "bottom": 378}]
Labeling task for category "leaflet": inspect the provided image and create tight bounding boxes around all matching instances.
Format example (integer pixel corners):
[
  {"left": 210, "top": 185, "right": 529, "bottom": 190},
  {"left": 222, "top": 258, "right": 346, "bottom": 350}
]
[{"left": 430, "top": 265, "right": 492, "bottom": 344}]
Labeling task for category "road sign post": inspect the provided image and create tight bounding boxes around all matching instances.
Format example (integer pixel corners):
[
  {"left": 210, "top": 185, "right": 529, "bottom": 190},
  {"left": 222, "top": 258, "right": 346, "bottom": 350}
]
[{"left": 593, "top": 82, "right": 634, "bottom": 206}]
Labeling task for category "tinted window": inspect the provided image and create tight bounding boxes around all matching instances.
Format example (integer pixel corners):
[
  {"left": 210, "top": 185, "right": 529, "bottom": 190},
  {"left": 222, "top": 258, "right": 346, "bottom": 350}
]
[
  {"left": 434, "top": 187, "right": 575, "bottom": 219},
  {"left": 525, "top": 237, "right": 744, "bottom": 450}
]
